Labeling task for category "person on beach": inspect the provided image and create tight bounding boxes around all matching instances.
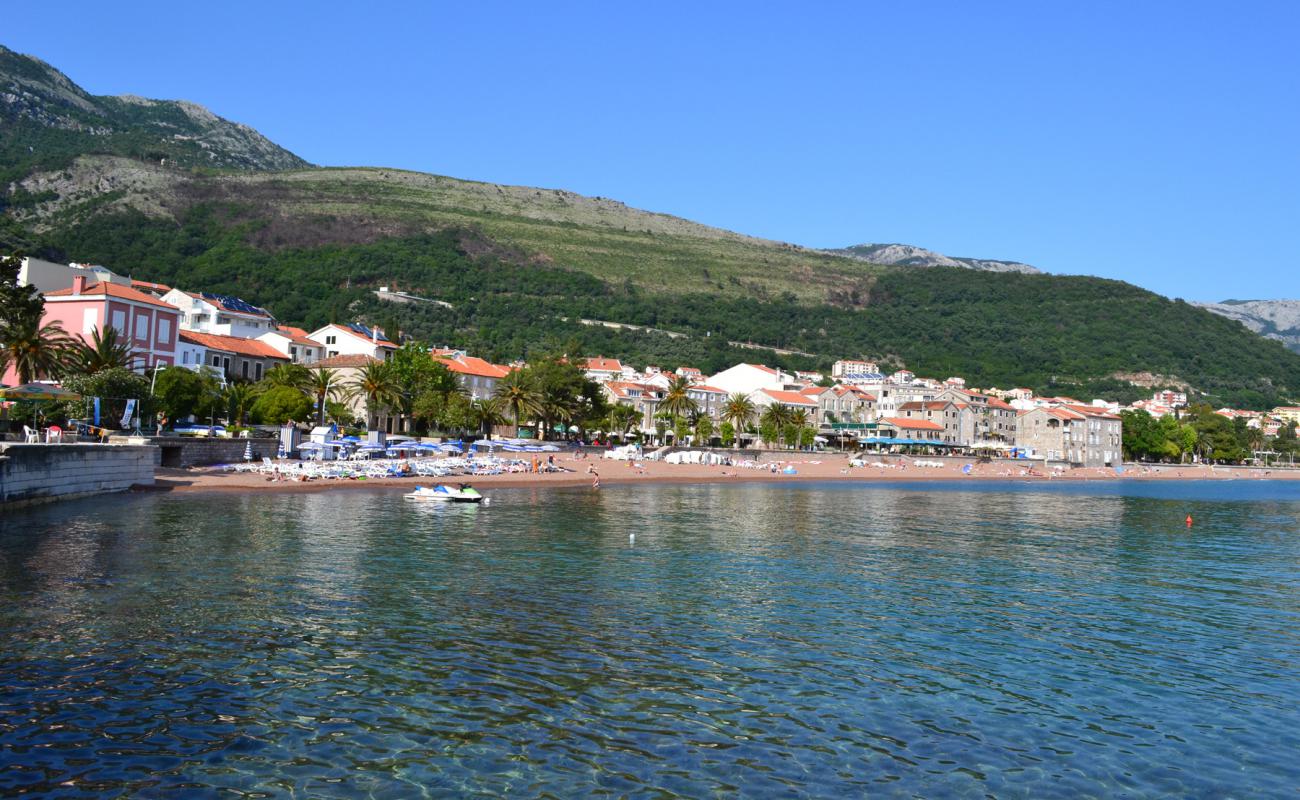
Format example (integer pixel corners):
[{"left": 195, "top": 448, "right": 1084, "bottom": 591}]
[{"left": 592, "top": 469, "right": 600, "bottom": 489}]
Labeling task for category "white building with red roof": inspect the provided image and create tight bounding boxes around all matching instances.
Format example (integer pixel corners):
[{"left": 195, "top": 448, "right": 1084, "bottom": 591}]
[
  {"left": 708, "top": 363, "right": 791, "bottom": 396},
  {"left": 257, "top": 325, "right": 324, "bottom": 365},
  {"left": 178, "top": 330, "right": 288, "bottom": 383},
  {"left": 583, "top": 357, "right": 624, "bottom": 382},
  {"left": 881, "top": 417, "right": 946, "bottom": 442},
  {"left": 750, "top": 388, "right": 820, "bottom": 423},
  {"left": 309, "top": 323, "right": 399, "bottom": 361},
  {"left": 435, "top": 352, "right": 512, "bottom": 400}
]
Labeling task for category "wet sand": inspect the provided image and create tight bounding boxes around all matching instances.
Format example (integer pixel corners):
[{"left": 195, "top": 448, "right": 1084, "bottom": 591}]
[{"left": 148, "top": 455, "right": 1300, "bottom": 495}]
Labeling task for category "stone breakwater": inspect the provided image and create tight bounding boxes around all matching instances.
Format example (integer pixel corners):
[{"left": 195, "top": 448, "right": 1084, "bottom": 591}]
[{"left": 0, "top": 443, "right": 156, "bottom": 509}]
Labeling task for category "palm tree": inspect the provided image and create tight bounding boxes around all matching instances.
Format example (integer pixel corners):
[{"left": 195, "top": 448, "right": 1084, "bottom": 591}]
[
  {"left": 493, "top": 369, "right": 543, "bottom": 436},
  {"left": 69, "top": 326, "right": 136, "bottom": 374},
  {"left": 261, "top": 363, "right": 311, "bottom": 391},
  {"left": 722, "top": 393, "right": 756, "bottom": 433},
  {"left": 540, "top": 383, "right": 579, "bottom": 441},
  {"left": 347, "top": 361, "right": 402, "bottom": 432},
  {"left": 0, "top": 316, "right": 75, "bottom": 384},
  {"left": 607, "top": 403, "right": 641, "bottom": 440},
  {"left": 760, "top": 403, "right": 793, "bottom": 448},
  {"left": 224, "top": 382, "right": 260, "bottom": 426},
  {"left": 660, "top": 374, "right": 698, "bottom": 420},
  {"left": 468, "top": 397, "right": 506, "bottom": 440},
  {"left": 305, "top": 367, "right": 343, "bottom": 425},
  {"left": 789, "top": 408, "right": 810, "bottom": 450}
]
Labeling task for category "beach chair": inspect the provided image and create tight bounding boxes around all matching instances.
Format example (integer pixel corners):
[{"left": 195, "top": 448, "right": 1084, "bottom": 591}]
[{"left": 45, "top": 425, "right": 63, "bottom": 443}]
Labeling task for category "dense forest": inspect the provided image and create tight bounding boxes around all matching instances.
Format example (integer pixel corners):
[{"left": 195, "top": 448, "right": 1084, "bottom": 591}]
[{"left": 25, "top": 203, "right": 1300, "bottom": 409}]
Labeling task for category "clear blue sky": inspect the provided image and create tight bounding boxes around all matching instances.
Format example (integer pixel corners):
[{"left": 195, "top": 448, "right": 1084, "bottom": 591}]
[{"left": 6, "top": 2, "right": 1298, "bottom": 300}]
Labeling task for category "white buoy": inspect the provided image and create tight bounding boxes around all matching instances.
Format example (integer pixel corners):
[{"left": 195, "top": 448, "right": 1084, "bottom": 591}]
[{"left": 630, "top": 532, "right": 635, "bottom": 543}]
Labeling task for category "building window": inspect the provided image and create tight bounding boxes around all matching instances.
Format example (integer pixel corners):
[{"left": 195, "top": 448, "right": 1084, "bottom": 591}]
[
  {"left": 242, "top": 361, "right": 249, "bottom": 379},
  {"left": 212, "top": 354, "right": 221, "bottom": 366},
  {"left": 157, "top": 318, "right": 171, "bottom": 342},
  {"left": 325, "top": 335, "right": 336, "bottom": 345},
  {"left": 255, "top": 363, "right": 263, "bottom": 380},
  {"left": 83, "top": 309, "right": 98, "bottom": 335},
  {"left": 135, "top": 314, "right": 150, "bottom": 340},
  {"left": 111, "top": 309, "right": 127, "bottom": 335}
]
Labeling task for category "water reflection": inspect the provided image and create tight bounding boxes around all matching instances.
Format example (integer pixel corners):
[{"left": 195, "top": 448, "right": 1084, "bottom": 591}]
[{"left": 1, "top": 482, "right": 1298, "bottom": 797}]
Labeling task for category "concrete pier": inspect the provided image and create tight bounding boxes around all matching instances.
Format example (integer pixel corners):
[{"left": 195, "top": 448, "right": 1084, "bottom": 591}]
[{"left": 0, "top": 443, "right": 158, "bottom": 509}]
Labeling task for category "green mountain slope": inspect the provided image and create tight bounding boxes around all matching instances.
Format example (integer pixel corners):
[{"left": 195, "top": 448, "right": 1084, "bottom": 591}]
[{"left": 3, "top": 43, "right": 1299, "bottom": 409}]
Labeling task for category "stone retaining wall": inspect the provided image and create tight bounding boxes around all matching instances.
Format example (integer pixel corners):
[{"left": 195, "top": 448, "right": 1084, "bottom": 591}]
[
  {"left": 0, "top": 444, "right": 157, "bottom": 509},
  {"left": 116, "top": 436, "right": 280, "bottom": 468}
]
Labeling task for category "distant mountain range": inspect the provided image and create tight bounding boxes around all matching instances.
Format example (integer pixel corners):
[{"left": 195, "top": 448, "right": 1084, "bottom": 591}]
[
  {"left": 830, "top": 243, "right": 1042, "bottom": 274},
  {"left": 3, "top": 42, "right": 1300, "bottom": 408},
  {"left": 1195, "top": 300, "right": 1300, "bottom": 354}
]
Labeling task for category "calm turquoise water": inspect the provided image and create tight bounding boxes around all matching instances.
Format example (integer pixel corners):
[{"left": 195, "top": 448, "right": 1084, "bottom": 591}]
[{"left": 2, "top": 481, "right": 1299, "bottom": 797}]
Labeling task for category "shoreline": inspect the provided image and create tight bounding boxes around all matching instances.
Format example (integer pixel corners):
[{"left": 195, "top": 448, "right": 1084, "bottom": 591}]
[{"left": 147, "top": 458, "right": 1300, "bottom": 496}]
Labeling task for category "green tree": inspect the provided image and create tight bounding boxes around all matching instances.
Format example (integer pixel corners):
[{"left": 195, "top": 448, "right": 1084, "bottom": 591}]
[
  {"left": 720, "top": 420, "right": 736, "bottom": 447},
  {"left": 761, "top": 404, "right": 793, "bottom": 447},
  {"left": 153, "top": 366, "right": 222, "bottom": 422},
  {"left": 251, "top": 385, "right": 313, "bottom": 425},
  {"left": 0, "top": 253, "right": 42, "bottom": 332},
  {"left": 1, "top": 315, "right": 75, "bottom": 384},
  {"left": 673, "top": 415, "right": 691, "bottom": 446},
  {"left": 224, "top": 382, "right": 261, "bottom": 426},
  {"left": 347, "top": 361, "right": 402, "bottom": 431},
  {"left": 68, "top": 326, "right": 137, "bottom": 375},
  {"left": 260, "top": 363, "right": 310, "bottom": 392},
  {"left": 58, "top": 367, "right": 152, "bottom": 429},
  {"left": 305, "top": 367, "right": 344, "bottom": 425},
  {"left": 493, "top": 368, "right": 543, "bottom": 436},
  {"left": 468, "top": 397, "right": 506, "bottom": 439},
  {"left": 694, "top": 414, "right": 714, "bottom": 445},
  {"left": 660, "top": 374, "right": 698, "bottom": 420},
  {"left": 722, "top": 393, "right": 756, "bottom": 432},
  {"left": 607, "top": 403, "right": 640, "bottom": 439}
]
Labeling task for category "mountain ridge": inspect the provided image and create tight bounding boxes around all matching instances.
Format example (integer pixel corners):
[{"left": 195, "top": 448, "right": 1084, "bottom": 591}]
[
  {"left": 830, "top": 243, "right": 1042, "bottom": 274},
  {"left": 0, "top": 44, "right": 308, "bottom": 179},
  {"left": 3, "top": 43, "right": 1300, "bottom": 409},
  {"left": 1195, "top": 299, "right": 1300, "bottom": 354}
]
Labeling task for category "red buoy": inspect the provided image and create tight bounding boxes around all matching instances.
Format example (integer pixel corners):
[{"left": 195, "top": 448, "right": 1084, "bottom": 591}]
[{"left": 1186, "top": 515, "right": 1194, "bottom": 528}]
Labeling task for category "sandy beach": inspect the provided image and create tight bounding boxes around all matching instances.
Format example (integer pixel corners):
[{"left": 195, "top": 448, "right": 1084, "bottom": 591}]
[{"left": 147, "top": 454, "right": 1300, "bottom": 495}]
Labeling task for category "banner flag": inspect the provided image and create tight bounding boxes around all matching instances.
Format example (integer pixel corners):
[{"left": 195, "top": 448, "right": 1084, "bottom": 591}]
[{"left": 121, "top": 398, "right": 137, "bottom": 429}]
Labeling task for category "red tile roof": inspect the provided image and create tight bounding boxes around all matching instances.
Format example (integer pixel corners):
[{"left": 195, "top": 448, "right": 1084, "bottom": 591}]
[
  {"left": 436, "top": 355, "right": 511, "bottom": 379},
  {"left": 45, "top": 281, "right": 181, "bottom": 311},
  {"left": 882, "top": 417, "right": 945, "bottom": 431},
  {"left": 311, "top": 354, "right": 378, "bottom": 369},
  {"left": 267, "top": 326, "right": 319, "bottom": 347},
  {"left": 130, "top": 278, "right": 172, "bottom": 293},
  {"left": 758, "top": 389, "right": 817, "bottom": 407},
  {"left": 688, "top": 384, "right": 728, "bottom": 395},
  {"left": 585, "top": 357, "right": 623, "bottom": 372},
  {"left": 179, "top": 330, "right": 289, "bottom": 360}
]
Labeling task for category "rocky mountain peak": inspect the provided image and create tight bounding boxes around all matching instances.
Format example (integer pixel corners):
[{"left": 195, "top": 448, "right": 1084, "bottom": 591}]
[{"left": 830, "top": 242, "right": 1042, "bottom": 274}]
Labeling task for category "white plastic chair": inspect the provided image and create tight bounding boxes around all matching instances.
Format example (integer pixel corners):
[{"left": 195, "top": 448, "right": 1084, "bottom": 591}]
[{"left": 23, "top": 426, "right": 40, "bottom": 443}]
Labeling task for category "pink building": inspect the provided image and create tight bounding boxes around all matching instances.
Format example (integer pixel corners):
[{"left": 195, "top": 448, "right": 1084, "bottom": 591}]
[{"left": 42, "top": 275, "right": 179, "bottom": 372}]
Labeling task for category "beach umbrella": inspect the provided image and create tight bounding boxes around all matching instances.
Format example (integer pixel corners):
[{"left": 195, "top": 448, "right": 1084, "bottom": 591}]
[
  {"left": 243, "top": 442, "right": 253, "bottom": 462},
  {"left": 0, "top": 383, "right": 82, "bottom": 401}
]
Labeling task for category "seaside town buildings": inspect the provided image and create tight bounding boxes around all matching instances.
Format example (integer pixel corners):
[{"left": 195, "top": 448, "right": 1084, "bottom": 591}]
[{"left": 9, "top": 258, "right": 1298, "bottom": 458}]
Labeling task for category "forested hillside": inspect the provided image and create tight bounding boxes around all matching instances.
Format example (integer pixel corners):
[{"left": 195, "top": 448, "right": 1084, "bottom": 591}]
[{"left": 4, "top": 43, "right": 1300, "bottom": 409}]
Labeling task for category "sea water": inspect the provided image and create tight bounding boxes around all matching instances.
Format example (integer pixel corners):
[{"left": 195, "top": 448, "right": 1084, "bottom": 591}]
[{"left": 2, "top": 481, "right": 1298, "bottom": 797}]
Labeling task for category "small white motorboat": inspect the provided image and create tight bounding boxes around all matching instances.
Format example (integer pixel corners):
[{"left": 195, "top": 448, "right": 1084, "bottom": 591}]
[{"left": 404, "top": 484, "right": 486, "bottom": 504}]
